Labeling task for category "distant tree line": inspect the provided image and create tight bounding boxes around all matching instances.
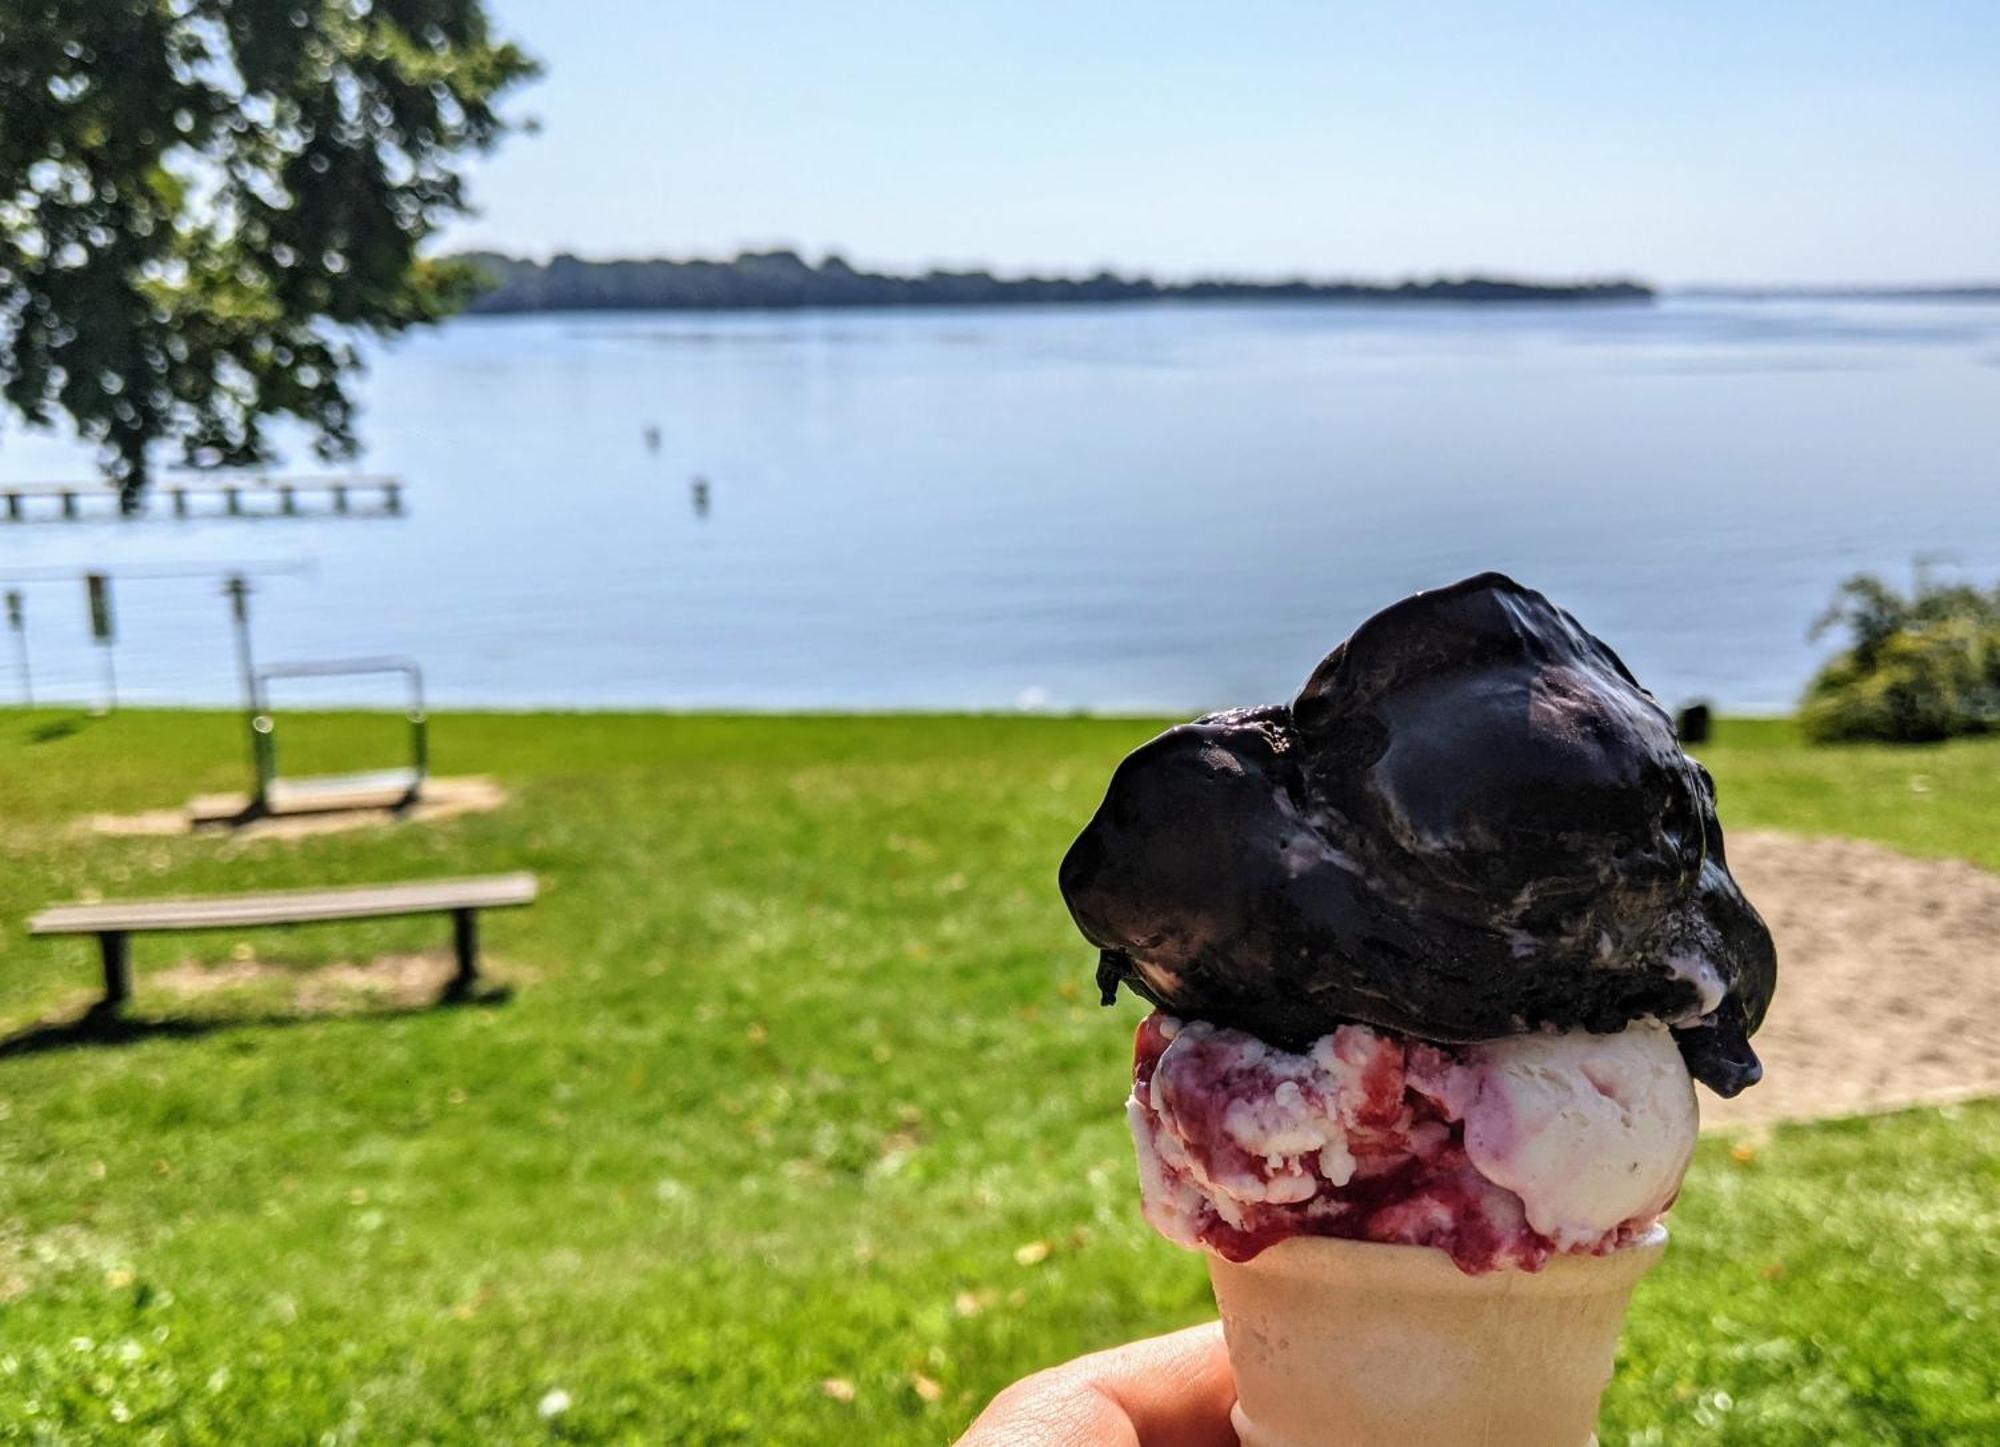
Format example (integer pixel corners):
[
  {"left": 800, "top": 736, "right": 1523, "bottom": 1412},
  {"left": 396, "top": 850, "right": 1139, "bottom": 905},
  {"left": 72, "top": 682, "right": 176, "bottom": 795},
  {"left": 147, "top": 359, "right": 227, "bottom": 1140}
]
[{"left": 455, "top": 250, "right": 1654, "bottom": 314}]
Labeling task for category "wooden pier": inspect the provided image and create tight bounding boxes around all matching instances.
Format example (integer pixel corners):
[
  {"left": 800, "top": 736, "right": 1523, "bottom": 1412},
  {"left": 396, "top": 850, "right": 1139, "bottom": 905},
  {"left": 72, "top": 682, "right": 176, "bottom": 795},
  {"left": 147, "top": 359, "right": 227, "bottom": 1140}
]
[{"left": 0, "top": 474, "right": 404, "bottom": 523}]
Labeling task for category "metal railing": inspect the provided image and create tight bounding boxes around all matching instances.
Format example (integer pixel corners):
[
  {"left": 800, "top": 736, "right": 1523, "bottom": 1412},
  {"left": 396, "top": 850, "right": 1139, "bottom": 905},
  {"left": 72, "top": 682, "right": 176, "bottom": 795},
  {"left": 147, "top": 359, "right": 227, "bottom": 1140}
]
[
  {"left": 249, "top": 657, "right": 429, "bottom": 811},
  {"left": 0, "top": 474, "right": 404, "bottom": 523}
]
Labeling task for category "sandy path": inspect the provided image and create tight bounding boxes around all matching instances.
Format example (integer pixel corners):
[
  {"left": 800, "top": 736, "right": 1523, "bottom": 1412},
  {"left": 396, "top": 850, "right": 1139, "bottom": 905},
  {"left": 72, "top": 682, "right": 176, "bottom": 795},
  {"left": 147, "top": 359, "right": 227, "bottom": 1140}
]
[{"left": 1701, "top": 830, "right": 2000, "bottom": 1131}]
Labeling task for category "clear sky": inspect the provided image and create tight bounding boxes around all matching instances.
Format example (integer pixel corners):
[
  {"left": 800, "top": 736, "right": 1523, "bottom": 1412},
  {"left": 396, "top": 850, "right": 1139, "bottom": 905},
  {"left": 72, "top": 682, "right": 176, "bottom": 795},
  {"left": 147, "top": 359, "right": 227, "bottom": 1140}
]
[{"left": 447, "top": 1, "right": 2000, "bottom": 285}]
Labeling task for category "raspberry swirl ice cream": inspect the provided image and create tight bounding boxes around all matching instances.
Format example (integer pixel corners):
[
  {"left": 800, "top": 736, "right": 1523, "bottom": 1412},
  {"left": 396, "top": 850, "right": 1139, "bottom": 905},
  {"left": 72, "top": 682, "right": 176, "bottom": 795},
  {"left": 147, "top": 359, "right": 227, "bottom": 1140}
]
[
  {"left": 1060, "top": 574, "right": 1775, "bottom": 1274},
  {"left": 1129, "top": 1014, "right": 1695, "bottom": 1273}
]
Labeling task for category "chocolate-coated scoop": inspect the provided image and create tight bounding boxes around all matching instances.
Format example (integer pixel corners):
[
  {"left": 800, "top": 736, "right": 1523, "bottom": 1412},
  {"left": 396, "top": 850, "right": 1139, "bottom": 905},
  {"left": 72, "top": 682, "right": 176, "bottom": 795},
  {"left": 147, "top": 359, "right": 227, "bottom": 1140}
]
[{"left": 1059, "top": 573, "right": 1776, "bottom": 1096}]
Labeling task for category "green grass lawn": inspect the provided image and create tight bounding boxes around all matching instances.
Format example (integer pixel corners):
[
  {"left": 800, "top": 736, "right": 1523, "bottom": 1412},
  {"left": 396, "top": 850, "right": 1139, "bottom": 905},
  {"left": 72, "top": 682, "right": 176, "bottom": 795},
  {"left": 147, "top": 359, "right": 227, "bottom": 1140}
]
[{"left": 0, "top": 710, "right": 1994, "bottom": 1443}]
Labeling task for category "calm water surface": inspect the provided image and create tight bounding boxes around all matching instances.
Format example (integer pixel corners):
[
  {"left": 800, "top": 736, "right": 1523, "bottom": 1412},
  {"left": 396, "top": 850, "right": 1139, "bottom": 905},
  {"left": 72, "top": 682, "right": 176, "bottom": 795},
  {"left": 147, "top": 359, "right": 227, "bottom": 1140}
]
[{"left": 1, "top": 297, "right": 1996, "bottom": 714}]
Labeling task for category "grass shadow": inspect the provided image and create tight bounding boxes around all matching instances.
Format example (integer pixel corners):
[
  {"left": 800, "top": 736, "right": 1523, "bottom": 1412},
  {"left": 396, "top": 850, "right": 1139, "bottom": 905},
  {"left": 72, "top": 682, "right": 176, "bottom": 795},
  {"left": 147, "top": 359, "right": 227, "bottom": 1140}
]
[
  {"left": 0, "top": 983, "right": 513, "bottom": 1061},
  {"left": 25, "top": 715, "right": 90, "bottom": 744}
]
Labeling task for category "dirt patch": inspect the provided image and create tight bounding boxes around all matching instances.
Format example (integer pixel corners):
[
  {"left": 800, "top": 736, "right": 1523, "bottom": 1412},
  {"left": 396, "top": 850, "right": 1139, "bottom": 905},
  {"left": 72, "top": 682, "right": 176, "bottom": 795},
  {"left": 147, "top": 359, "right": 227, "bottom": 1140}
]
[
  {"left": 149, "top": 950, "right": 519, "bottom": 1013},
  {"left": 1701, "top": 830, "right": 2000, "bottom": 1131},
  {"left": 0, "top": 1221, "right": 124, "bottom": 1304},
  {"left": 86, "top": 775, "right": 508, "bottom": 840}
]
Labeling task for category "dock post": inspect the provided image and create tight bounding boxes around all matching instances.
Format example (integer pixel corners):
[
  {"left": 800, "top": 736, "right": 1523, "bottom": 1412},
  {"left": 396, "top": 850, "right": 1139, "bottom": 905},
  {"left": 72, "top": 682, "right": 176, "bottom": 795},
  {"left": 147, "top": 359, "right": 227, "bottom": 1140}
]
[
  {"left": 279, "top": 484, "right": 297, "bottom": 516},
  {"left": 4, "top": 493, "right": 19, "bottom": 522},
  {"left": 5, "top": 590, "right": 28, "bottom": 708},
  {"left": 382, "top": 481, "right": 403, "bottom": 516},
  {"left": 61, "top": 491, "right": 77, "bottom": 520},
  {"left": 224, "top": 486, "right": 241, "bottom": 516},
  {"left": 172, "top": 488, "right": 188, "bottom": 517},
  {"left": 332, "top": 484, "right": 349, "bottom": 514}
]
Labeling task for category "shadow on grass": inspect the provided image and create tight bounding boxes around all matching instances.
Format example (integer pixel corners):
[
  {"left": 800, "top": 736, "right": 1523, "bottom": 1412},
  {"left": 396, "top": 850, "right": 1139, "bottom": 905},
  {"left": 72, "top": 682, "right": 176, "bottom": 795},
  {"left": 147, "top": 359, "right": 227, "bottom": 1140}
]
[
  {"left": 0, "top": 984, "right": 513, "bottom": 1060},
  {"left": 25, "top": 715, "right": 91, "bottom": 744}
]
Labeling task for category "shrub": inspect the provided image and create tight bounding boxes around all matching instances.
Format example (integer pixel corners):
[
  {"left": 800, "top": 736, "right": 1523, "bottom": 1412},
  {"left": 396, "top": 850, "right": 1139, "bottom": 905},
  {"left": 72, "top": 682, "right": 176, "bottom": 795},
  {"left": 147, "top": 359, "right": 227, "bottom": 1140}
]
[{"left": 1800, "top": 569, "right": 2000, "bottom": 743}]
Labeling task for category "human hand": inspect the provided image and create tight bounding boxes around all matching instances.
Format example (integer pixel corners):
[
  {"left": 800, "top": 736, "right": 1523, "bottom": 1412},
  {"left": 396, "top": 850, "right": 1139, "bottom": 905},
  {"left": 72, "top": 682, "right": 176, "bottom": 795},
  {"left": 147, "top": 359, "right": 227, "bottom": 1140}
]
[{"left": 956, "top": 1321, "right": 1237, "bottom": 1446}]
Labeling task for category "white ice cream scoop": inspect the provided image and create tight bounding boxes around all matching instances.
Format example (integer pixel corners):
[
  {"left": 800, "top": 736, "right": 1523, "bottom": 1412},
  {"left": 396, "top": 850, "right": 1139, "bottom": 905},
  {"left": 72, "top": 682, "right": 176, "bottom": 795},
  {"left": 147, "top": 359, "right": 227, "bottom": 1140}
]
[{"left": 1458, "top": 1020, "right": 1699, "bottom": 1249}]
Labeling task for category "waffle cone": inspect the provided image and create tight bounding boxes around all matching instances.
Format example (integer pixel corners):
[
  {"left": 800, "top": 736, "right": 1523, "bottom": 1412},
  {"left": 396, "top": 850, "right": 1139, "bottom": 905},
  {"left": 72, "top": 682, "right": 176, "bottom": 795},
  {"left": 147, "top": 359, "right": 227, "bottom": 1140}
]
[{"left": 1208, "top": 1228, "right": 1666, "bottom": 1447}]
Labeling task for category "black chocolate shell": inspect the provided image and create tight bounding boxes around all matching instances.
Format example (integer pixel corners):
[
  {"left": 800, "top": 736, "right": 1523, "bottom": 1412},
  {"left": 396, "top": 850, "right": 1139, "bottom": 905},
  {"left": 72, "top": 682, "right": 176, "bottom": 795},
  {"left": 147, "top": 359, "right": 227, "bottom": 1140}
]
[{"left": 1059, "top": 573, "right": 1777, "bottom": 1096}]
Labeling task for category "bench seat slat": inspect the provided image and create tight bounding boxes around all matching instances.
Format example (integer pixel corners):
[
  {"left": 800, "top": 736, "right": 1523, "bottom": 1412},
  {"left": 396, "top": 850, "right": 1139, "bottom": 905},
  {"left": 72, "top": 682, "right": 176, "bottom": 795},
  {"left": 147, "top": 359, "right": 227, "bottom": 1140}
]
[{"left": 27, "top": 873, "right": 537, "bottom": 936}]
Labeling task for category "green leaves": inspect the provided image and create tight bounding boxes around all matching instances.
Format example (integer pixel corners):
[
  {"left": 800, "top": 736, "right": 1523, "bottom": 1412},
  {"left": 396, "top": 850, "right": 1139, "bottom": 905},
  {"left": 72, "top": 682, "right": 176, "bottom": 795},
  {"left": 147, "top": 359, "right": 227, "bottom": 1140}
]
[
  {"left": 0, "top": 0, "right": 537, "bottom": 506},
  {"left": 1802, "top": 567, "right": 2000, "bottom": 743}
]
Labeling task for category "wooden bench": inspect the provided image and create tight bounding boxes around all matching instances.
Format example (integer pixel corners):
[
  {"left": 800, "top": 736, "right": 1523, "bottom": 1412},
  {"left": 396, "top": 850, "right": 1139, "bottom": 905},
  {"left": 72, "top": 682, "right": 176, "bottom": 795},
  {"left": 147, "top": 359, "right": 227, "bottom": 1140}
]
[{"left": 27, "top": 873, "right": 537, "bottom": 1010}]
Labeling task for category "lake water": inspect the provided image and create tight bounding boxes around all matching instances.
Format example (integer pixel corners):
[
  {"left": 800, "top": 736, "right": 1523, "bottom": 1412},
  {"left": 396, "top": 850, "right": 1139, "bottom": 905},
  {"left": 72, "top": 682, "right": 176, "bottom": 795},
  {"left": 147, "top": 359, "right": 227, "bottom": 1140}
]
[{"left": 1, "top": 297, "right": 1996, "bottom": 715}]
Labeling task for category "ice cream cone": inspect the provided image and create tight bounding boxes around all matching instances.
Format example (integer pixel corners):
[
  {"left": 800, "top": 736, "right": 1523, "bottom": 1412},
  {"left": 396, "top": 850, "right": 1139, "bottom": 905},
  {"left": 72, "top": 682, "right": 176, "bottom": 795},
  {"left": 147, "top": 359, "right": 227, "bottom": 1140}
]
[{"left": 1208, "top": 1227, "right": 1666, "bottom": 1447}]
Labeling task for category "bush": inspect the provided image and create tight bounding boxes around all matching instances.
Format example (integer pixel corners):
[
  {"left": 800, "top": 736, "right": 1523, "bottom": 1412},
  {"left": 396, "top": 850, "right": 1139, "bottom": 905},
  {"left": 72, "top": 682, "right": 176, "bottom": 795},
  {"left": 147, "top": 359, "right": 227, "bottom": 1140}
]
[{"left": 1800, "top": 569, "right": 2000, "bottom": 742}]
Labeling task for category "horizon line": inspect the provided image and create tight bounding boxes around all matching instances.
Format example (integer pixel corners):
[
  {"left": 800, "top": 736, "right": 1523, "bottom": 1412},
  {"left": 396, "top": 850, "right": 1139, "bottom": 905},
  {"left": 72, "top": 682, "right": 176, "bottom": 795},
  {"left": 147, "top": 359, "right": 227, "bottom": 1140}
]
[{"left": 444, "top": 245, "right": 1998, "bottom": 295}]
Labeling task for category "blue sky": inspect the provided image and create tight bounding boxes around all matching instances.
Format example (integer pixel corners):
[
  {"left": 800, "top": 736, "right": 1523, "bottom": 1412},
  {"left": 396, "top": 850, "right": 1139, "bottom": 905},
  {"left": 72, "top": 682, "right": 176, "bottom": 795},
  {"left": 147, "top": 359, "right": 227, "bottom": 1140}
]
[{"left": 448, "top": 1, "right": 2000, "bottom": 284}]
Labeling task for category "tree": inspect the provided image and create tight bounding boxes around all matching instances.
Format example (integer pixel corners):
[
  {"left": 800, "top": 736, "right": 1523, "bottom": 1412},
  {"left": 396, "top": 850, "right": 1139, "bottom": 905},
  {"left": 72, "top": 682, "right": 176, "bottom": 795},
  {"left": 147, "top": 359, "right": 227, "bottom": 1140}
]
[
  {"left": 0, "top": 0, "right": 535, "bottom": 507},
  {"left": 1801, "top": 563, "right": 2000, "bottom": 743}
]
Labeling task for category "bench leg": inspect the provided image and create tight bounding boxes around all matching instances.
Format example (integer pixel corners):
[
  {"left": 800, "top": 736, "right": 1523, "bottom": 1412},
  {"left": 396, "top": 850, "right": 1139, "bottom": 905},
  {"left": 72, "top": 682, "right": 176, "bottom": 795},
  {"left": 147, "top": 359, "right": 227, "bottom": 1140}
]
[
  {"left": 99, "top": 931, "right": 132, "bottom": 1009},
  {"left": 447, "top": 908, "right": 479, "bottom": 999}
]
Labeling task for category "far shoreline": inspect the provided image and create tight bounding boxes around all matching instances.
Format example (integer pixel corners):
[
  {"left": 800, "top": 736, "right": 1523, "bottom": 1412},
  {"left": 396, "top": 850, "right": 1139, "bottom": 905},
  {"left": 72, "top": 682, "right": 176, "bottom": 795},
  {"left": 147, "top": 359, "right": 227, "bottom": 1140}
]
[
  {"left": 457, "top": 248, "right": 1656, "bottom": 316},
  {"left": 453, "top": 291, "right": 1662, "bottom": 323}
]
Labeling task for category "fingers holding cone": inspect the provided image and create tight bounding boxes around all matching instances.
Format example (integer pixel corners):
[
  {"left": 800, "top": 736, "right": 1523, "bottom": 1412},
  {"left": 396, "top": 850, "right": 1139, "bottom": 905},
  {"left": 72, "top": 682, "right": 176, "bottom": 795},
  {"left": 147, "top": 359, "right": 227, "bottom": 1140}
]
[{"left": 957, "top": 1321, "right": 1238, "bottom": 1447}]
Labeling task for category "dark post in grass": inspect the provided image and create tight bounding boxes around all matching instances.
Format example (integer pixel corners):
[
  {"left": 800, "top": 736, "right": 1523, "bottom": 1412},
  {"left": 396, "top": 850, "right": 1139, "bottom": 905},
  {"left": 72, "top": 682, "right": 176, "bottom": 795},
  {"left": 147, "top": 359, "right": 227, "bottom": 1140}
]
[
  {"left": 448, "top": 908, "right": 480, "bottom": 999},
  {"left": 98, "top": 931, "right": 132, "bottom": 1009},
  {"left": 224, "top": 574, "right": 276, "bottom": 810}
]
